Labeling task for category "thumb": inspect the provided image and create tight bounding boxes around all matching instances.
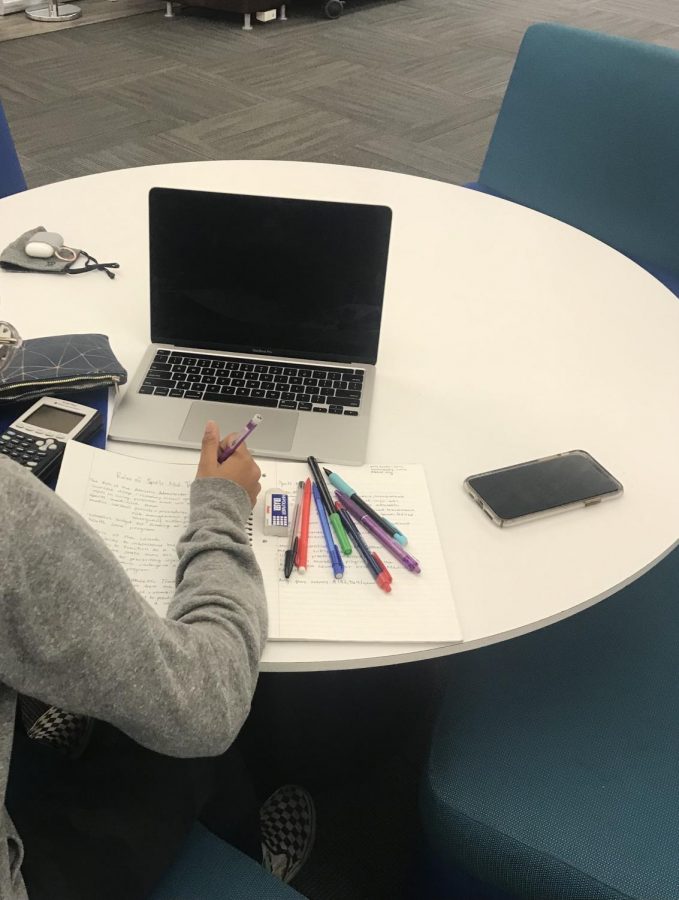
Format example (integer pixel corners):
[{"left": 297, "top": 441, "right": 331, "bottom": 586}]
[{"left": 200, "top": 420, "right": 220, "bottom": 459}]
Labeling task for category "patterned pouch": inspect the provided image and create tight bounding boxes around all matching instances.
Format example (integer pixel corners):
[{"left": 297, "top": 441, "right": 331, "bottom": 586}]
[{"left": 0, "top": 333, "right": 127, "bottom": 404}]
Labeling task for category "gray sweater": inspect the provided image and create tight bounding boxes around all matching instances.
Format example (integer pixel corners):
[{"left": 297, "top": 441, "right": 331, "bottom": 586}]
[{"left": 0, "top": 455, "right": 267, "bottom": 900}]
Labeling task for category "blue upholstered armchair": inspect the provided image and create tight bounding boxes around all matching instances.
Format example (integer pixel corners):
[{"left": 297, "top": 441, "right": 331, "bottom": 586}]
[
  {"left": 419, "top": 24, "right": 679, "bottom": 899},
  {"left": 420, "top": 546, "right": 679, "bottom": 899},
  {"left": 466, "top": 23, "right": 679, "bottom": 296},
  {"left": 0, "top": 101, "right": 26, "bottom": 199}
]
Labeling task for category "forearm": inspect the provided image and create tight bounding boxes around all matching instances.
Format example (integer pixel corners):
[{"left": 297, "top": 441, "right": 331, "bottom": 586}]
[{"left": 0, "top": 461, "right": 267, "bottom": 757}]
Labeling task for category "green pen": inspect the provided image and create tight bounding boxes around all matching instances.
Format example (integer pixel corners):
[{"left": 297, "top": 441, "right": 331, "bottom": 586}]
[
  {"left": 307, "top": 455, "right": 352, "bottom": 555},
  {"left": 328, "top": 507, "right": 352, "bottom": 555}
]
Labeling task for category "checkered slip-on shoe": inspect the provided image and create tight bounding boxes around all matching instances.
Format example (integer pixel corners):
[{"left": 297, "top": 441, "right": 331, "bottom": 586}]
[
  {"left": 260, "top": 784, "right": 316, "bottom": 884},
  {"left": 19, "top": 695, "right": 93, "bottom": 758}
]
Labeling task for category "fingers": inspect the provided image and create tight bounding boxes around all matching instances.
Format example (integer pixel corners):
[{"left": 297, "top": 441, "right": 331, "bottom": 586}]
[
  {"left": 219, "top": 432, "right": 239, "bottom": 453},
  {"left": 201, "top": 420, "right": 219, "bottom": 455},
  {"left": 197, "top": 421, "right": 220, "bottom": 478},
  {"left": 196, "top": 422, "right": 262, "bottom": 507}
]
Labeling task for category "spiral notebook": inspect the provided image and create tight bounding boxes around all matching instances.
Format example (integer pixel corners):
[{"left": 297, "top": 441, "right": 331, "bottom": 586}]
[{"left": 55, "top": 442, "right": 461, "bottom": 643}]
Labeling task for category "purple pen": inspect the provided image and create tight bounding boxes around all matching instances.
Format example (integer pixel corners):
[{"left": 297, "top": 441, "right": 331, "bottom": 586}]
[
  {"left": 217, "top": 414, "right": 263, "bottom": 463},
  {"left": 335, "top": 490, "right": 421, "bottom": 574}
]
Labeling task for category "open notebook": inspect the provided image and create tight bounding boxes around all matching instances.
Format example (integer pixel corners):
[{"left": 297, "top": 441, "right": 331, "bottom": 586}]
[{"left": 56, "top": 442, "right": 461, "bottom": 644}]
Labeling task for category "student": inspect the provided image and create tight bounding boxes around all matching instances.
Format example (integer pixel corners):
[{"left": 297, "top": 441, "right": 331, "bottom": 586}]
[{"left": 0, "top": 419, "right": 314, "bottom": 899}]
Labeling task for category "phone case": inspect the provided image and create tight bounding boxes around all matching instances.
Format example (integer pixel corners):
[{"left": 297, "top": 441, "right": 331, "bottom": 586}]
[{"left": 464, "top": 449, "right": 623, "bottom": 527}]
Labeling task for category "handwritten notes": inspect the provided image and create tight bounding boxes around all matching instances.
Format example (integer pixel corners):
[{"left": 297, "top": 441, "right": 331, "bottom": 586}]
[
  {"left": 58, "top": 448, "right": 195, "bottom": 614},
  {"left": 56, "top": 443, "right": 461, "bottom": 643}
]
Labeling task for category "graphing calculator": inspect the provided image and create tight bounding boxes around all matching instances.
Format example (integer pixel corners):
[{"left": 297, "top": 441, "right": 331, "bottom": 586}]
[{"left": 0, "top": 396, "right": 103, "bottom": 482}]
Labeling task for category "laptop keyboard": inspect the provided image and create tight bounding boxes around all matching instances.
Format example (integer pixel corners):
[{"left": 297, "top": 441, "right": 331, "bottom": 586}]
[{"left": 138, "top": 350, "right": 364, "bottom": 416}]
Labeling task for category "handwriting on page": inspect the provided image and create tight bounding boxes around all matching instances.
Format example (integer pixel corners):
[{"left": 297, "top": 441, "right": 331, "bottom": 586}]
[
  {"left": 84, "top": 467, "right": 193, "bottom": 615},
  {"left": 56, "top": 446, "right": 461, "bottom": 642}
]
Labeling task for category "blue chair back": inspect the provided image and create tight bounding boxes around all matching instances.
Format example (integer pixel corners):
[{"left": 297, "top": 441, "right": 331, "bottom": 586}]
[
  {"left": 0, "top": 101, "right": 26, "bottom": 198},
  {"left": 478, "top": 23, "right": 679, "bottom": 281}
]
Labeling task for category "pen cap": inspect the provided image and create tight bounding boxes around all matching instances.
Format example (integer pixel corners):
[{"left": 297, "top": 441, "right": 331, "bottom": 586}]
[{"left": 327, "top": 471, "right": 355, "bottom": 497}]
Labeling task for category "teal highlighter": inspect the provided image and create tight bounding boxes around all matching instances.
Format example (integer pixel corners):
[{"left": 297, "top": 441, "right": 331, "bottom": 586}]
[{"left": 323, "top": 468, "right": 408, "bottom": 546}]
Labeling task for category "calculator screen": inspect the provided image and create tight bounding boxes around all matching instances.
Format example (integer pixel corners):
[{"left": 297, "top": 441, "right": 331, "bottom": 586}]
[{"left": 24, "top": 406, "right": 85, "bottom": 435}]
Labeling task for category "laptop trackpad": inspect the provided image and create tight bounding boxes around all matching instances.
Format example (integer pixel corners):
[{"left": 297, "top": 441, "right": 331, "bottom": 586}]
[{"left": 180, "top": 402, "right": 298, "bottom": 452}]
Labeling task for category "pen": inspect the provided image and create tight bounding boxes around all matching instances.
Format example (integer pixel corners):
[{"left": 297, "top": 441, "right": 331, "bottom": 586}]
[
  {"left": 307, "top": 456, "right": 352, "bottom": 556},
  {"left": 284, "top": 480, "right": 304, "bottom": 579},
  {"left": 296, "top": 478, "right": 312, "bottom": 573},
  {"left": 336, "top": 490, "right": 421, "bottom": 573},
  {"left": 218, "top": 414, "right": 263, "bottom": 463},
  {"left": 334, "top": 499, "right": 391, "bottom": 593},
  {"left": 312, "top": 482, "right": 344, "bottom": 579},
  {"left": 323, "top": 467, "right": 408, "bottom": 545}
]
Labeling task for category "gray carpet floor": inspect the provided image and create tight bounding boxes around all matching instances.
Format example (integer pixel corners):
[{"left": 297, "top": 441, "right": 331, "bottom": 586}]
[
  {"left": 3, "top": 0, "right": 679, "bottom": 193},
  {"left": 1, "top": 1, "right": 678, "bottom": 897}
]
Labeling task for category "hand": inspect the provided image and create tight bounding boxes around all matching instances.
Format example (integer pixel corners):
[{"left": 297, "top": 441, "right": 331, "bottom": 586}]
[{"left": 196, "top": 420, "right": 262, "bottom": 508}]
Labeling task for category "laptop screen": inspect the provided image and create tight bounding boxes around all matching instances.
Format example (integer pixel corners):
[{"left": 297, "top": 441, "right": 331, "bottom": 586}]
[{"left": 149, "top": 188, "right": 392, "bottom": 365}]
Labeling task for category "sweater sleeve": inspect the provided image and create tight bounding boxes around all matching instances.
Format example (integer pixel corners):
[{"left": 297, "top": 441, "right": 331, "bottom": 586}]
[{"left": 0, "top": 457, "right": 267, "bottom": 758}]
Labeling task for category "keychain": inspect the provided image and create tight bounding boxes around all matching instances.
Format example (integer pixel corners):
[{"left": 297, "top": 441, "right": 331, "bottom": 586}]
[{"left": 25, "top": 231, "right": 78, "bottom": 263}]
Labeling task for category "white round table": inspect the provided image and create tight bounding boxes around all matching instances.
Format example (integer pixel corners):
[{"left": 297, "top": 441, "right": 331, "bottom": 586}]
[{"left": 2, "top": 161, "right": 678, "bottom": 672}]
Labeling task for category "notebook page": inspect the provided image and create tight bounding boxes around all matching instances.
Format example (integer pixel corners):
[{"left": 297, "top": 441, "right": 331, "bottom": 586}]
[
  {"left": 56, "top": 444, "right": 460, "bottom": 643},
  {"left": 56, "top": 442, "right": 195, "bottom": 615}
]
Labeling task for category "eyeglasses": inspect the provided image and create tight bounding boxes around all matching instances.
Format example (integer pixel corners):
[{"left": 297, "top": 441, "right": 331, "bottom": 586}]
[{"left": 0, "top": 322, "right": 21, "bottom": 373}]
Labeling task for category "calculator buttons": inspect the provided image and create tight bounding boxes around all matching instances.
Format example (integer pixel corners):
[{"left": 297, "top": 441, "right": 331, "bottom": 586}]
[
  {"left": 35, "top": 439, "right": 58, "bottom": 452},
  {"left": 0, "top": 428, "right": 63, "bottom": 479}
]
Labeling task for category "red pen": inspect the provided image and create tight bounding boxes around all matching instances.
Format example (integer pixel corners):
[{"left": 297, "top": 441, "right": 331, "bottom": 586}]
[{"left": 296, "top": 478, "right": 312, "bottom": 573}]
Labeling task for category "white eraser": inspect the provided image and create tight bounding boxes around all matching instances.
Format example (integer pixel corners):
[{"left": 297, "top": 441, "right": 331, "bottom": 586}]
[
  {"left": 264, "top": 488, "right": 290, "bottom": 536},
  {"left": 256, "top": 8, "right": 276, "bottom": 21}
]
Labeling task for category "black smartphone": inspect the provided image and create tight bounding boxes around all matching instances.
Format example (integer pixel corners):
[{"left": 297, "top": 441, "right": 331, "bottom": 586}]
[{"left": 464, "top": 450, "right": 623, "bottom": 527}]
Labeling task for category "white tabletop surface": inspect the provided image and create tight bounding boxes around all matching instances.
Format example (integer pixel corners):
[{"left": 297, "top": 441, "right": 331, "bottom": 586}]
[{"left": 2, "top": 160, "right": 678, "bottom": 672}]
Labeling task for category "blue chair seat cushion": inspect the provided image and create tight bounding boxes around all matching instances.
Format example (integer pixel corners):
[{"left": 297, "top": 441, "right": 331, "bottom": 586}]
[
  {"left": 149, "top": 822, "right": 304, "bottom": 899},
  {"left": 421, "top": 549, "right": 679, "bottom": 900}
]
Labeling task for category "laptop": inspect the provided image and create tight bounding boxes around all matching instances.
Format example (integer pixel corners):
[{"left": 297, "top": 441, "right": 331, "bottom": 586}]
[{"left": 109, "top": 187, "right": 393, "bottom": 465}]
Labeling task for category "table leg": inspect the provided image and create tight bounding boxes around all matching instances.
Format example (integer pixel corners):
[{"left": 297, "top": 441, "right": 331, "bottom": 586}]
[{"left": 242, "top": 11, "right": 253, "bottom": 28}]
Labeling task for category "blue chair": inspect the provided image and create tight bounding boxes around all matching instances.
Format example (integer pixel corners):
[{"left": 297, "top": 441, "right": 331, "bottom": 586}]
[
  {"left": 420, "top": 547, "right": 679, "bottom": 899},
  {"left": 149, "top": 822, "right": 305, "bottom": 899},
  {"left": 466, "top": 23, "right": 679, "bottom": 296},
  {"left": 0, "top": 100, "right": 26, "bottom": 198}
]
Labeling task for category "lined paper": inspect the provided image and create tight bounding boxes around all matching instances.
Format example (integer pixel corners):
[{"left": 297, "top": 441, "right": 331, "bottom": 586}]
[
  {"left": 56, "top": 443, "right": 461, "bottom": 643},
  {"left": 254, "top": 462, "right": 460, "bottom": 642}
]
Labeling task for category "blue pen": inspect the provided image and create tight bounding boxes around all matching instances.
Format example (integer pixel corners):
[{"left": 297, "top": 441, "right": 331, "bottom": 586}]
[
  {"left": 312, "top": 482, "right": 344, "bottom": 579},
  {"left": 323, "top": 467, "right": 408, "bottom": 546}
]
